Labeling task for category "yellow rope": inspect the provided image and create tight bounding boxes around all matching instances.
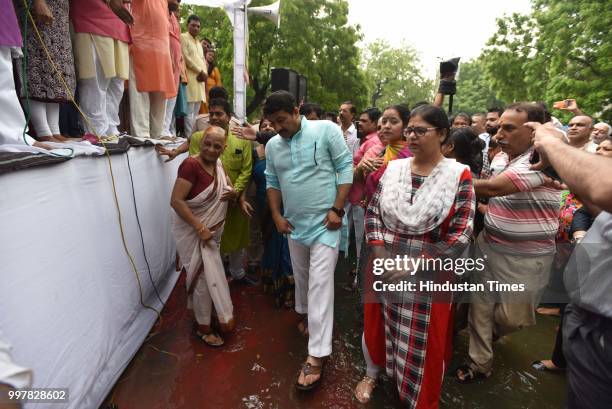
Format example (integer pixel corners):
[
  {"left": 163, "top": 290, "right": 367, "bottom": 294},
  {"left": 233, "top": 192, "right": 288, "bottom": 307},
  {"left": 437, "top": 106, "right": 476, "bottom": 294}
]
[{"left": 23, "top": 2, "right": 162, "bottom": 324}]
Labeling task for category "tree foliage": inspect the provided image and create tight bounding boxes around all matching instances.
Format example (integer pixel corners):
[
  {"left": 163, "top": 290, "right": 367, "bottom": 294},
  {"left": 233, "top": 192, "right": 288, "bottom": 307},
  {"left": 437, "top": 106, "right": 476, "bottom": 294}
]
[
  {"left": 362, "top": 39, "right": 434, "bottom": 108},
  {"left": 452, "top": 59, "right": 504, "bottom": 114},
  {"left": 480, "top": 0, "right": 612, "bottom": 121},
  {"left": 180, "top": 0, "right": 368, "bottom": 118}
]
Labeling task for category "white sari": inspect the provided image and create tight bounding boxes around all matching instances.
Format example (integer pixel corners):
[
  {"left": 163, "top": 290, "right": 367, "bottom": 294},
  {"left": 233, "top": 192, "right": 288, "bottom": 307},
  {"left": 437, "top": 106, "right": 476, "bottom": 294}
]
[{"left": 173, "top": 158, "right": 233, "bottom": 324}]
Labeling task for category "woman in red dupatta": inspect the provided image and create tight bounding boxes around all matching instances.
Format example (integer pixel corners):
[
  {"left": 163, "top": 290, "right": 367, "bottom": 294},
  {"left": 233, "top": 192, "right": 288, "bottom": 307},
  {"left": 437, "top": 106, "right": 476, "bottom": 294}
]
[
  {"left": 171, "top": 126, "right": 239, "bottom": 347},
  {"left": 355, "top": 105, "right": 475, "bottom": 408}
]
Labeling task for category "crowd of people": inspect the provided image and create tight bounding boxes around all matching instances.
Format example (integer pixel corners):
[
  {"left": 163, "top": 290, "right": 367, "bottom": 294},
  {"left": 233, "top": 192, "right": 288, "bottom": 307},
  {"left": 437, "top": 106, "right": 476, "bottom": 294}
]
[
  {"left": 163, "top": 81, "right": 612, "bottom": 407},
  {"left": 0, "top": 0, "right": 222, "bottom": 150},
  {"left": 1, "top": 2, "right": 611, "bottom": 409}
]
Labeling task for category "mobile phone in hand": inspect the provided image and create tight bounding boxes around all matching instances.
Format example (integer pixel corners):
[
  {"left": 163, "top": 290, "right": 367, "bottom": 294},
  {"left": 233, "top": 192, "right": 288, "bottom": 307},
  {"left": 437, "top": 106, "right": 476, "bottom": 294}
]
[{"left": 529, "top": 150, "right": 563, "bottom": 182}]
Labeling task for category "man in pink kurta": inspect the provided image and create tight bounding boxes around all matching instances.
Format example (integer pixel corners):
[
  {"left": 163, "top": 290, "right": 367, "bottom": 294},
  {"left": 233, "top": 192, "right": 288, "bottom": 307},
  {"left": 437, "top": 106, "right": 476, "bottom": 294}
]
[
  {"left": 70, "top": 0, "right": 131, "bottom": 138},
  {"left": 344, "top": 108, "right": 383, "bottom": 274},
  {"left": 129, "top": 0, "right": 174, "bottom": 138}
]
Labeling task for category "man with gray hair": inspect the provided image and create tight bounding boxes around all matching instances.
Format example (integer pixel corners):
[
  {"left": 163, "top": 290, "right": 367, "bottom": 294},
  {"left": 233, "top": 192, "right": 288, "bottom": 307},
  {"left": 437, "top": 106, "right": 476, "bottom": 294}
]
[{"left": 591, "top": 122, "right": 611, "bottom": 145}]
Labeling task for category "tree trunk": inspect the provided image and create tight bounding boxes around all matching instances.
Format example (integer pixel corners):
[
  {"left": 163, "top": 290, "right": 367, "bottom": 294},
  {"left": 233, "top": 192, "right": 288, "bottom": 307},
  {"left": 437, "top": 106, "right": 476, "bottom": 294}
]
[{"left": 246, "top": 76, "right": 271, "bottom": 117}]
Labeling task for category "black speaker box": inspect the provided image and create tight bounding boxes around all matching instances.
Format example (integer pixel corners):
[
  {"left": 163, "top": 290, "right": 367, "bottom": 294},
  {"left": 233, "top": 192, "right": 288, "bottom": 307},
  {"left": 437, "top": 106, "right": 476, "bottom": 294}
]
[{"left": 271, "top": 68, "right": 299, "bottom": 101}]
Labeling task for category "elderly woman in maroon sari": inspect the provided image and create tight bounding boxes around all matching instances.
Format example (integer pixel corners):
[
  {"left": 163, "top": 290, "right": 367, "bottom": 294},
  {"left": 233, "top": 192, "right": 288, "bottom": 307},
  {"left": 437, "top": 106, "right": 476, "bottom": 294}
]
[
  {"left": 356, "top": 105, "right": 475, "bottom": 408},
  {"left": 171, "top": 126, "right": 238, "bottom": 347}
]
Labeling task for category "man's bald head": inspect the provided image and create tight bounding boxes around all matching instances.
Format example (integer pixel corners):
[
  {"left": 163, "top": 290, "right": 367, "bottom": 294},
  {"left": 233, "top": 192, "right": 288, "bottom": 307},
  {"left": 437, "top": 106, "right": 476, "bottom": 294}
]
[{"left": 567, "top": 115, "right": 593, "bottom": 147}]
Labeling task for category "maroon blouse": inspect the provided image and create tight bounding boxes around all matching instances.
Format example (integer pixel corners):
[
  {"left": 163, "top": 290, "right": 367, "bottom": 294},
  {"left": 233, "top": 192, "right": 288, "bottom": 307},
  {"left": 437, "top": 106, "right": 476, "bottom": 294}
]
[{"left": 177, "top": 157, "right": 214, "bottom": 200}]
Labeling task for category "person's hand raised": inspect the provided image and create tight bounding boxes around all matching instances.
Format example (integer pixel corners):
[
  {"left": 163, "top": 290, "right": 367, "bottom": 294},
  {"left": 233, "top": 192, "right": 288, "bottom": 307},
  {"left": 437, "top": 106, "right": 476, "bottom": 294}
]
[
  {"left": 524, "top": 121, "right": 565, "bottom": 171},
  {"left": 231, "top": 123, "right": 257, "bottom": 141},
  {"left": 557, "top": 98, "right": 579, "bottom": 113}
]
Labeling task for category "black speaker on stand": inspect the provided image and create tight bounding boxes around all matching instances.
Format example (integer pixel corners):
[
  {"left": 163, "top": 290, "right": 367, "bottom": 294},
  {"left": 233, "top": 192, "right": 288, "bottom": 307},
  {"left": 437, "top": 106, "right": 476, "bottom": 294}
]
[{"left": 271, "top": 68, "right": 299, "bottom": 101}]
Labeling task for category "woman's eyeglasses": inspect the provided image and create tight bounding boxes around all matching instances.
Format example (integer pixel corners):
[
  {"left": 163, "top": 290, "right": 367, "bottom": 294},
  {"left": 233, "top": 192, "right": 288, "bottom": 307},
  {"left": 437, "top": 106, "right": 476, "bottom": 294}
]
[{"left": 404, "top": 127, "right": 438, "bottom": 137}]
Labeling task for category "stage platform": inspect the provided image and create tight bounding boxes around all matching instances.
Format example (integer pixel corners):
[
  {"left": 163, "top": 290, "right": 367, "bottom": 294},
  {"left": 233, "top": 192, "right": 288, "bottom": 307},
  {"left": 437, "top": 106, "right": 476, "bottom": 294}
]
[{"left": 0, "top": 145, "right": 185, "bottom": 409}]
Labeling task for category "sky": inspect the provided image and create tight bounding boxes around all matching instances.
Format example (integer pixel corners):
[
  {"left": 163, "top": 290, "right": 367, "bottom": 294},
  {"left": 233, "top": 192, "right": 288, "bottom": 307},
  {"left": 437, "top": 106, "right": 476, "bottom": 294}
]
[{"left": 347, "top": 0, "right": 533, "bottom": 79}]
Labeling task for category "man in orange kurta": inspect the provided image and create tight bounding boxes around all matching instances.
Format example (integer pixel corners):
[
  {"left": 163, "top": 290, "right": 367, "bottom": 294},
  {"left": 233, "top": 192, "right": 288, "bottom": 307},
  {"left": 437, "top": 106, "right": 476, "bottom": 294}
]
[
  {"left": 162, "top": 2, "right": 187, "bottom": 138},
  {"left": 128, "top": 0, "right": 174, "bottom": 139}
]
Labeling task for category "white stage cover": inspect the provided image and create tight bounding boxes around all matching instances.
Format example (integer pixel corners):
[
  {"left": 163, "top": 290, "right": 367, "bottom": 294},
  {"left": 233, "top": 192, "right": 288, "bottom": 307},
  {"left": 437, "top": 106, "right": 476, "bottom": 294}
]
[{"left": 0, "top": 147, "right": 185, "bottom": 409}]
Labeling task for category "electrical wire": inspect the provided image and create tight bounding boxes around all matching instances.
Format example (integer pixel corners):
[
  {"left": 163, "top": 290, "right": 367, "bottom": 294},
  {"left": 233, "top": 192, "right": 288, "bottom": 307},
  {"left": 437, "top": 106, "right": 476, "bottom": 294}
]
[
  {"left": 124, "top": 151, "right": 165, "bottom": 307},
  {"left": 21, "top": 0, "right": 163, "bottom": 322}
]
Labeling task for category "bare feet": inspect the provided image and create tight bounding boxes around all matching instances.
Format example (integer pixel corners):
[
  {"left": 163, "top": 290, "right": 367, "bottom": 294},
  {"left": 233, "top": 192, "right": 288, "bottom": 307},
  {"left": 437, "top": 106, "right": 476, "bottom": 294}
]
[
  {"left": 37, "top": 135, "right": 63, "bottom": 143},
  {"left": 53, "top": 134, "right": 82, "bottom": 142},
  {"left": 354, "top": 376, "right": 376, "bottom": 403},
  {"left": 536, "top": 307, "right": 561, "bottom": 317},
  {"left": 32, "top": 141, "right": 53, "bottom": 150},
  {"left": 532, "top": 359, "right": 564, "bottom": 371}
]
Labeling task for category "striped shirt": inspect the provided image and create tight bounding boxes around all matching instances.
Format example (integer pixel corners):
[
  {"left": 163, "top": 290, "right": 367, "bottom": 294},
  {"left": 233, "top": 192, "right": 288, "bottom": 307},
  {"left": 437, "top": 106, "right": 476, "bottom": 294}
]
[{"left": 483, "top": 148, "right": 561, "bottom": 255}]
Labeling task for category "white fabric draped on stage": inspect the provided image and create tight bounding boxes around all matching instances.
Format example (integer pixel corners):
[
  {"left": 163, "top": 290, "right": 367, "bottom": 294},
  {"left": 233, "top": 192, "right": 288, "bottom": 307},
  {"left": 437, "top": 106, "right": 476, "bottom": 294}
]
[{"left": 0, "top": 148, "right": 185, "bottom": 409}]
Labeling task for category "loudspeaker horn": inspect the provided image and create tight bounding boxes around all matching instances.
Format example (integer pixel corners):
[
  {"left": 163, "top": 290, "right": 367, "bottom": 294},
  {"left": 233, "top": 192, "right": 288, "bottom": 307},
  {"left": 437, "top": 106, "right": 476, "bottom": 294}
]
[{"left": 248, "top": 0, "right": 281, "bottom": 29}]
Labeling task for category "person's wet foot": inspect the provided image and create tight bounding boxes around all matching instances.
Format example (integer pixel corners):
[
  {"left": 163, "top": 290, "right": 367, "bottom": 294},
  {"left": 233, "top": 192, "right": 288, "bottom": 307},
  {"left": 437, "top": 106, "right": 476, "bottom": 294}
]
[
  {"left": 532, "top": 359, "right": 564, "bottom": 372},
  {"left": 297, "top": 356, "right": 323, "bottom": 389}
]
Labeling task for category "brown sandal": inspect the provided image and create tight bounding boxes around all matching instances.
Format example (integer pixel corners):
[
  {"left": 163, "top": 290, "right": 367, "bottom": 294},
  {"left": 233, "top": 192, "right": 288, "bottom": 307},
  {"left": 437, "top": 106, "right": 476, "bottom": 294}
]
[
  {"left": 295, "top": 360, "right": 324, "bottom": 391},
  {"left": 196, "top": 330, "right": 224, "bottom": 347}
]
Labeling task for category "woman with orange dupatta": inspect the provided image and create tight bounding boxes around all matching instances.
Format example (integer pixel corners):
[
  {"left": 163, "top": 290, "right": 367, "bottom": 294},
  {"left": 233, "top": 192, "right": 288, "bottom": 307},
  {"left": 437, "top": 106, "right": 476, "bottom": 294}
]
[
  {"left": 171, "top": 126, "right": 239, "bottom": 347},
  {"left": 353, "top": 105, "right": 410, "bottom": 402}
]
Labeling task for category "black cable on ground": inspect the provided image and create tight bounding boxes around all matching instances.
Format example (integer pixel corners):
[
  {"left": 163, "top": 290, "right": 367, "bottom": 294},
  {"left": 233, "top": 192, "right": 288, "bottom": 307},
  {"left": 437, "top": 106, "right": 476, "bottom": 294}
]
[{"left": 124, "top": 151, "right": 165, "bottom": 308}]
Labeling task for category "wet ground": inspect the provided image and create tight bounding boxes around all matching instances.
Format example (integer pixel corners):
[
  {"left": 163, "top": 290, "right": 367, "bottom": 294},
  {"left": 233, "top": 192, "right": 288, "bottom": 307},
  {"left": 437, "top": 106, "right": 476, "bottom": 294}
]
[{"left": 103, "top": 257, "right": 567, "bottom": 409}]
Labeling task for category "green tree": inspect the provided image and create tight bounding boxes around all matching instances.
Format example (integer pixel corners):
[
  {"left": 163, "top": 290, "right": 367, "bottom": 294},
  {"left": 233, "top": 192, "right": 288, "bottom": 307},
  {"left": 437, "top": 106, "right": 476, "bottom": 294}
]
[
  {"left": 482, "top": 1, "right": 612, "bottom": 121},
  {"left": 362, "top": 39, "right": 434, "bottom": 108},
  {"left": 181, "top": 0, "right": 368, "bottom": 118},
  {"left": 453, "top": 58, "right": 504, "bottom": 114},
  {"left": 532, "top": 0, "right": 612, "bottom": 121}
]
